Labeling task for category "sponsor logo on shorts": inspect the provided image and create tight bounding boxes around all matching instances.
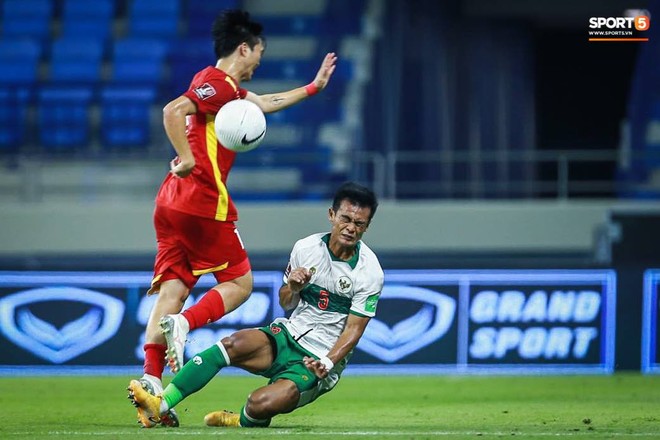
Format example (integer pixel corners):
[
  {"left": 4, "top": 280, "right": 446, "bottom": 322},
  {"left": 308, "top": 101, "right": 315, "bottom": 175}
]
[{"left": 193, "top": 355, "right": 203, "bottom": 365}]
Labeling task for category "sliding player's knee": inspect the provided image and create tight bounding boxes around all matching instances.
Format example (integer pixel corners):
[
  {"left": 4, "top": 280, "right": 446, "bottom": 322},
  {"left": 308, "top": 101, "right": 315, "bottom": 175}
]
[{"left": 246, "top": 386, "right": 298, "bottom": 418}]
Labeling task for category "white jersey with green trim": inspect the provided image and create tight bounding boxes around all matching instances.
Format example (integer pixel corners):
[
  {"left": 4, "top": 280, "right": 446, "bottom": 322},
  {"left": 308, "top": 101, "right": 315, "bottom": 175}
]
[{"left": 281, "top": 232, "right": 384, "bottom": 359}]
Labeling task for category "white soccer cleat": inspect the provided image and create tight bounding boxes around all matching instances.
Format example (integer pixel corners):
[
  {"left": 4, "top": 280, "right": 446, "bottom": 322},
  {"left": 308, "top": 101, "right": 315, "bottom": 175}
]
[{"left": 160, "top": 314, "right": 189, "bottom": 373}]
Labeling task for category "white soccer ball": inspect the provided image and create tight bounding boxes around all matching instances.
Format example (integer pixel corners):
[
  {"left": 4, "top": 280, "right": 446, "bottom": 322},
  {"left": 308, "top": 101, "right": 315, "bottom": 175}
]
[{"left": 214, "top": 99, "right": 267, "bottom": 153}]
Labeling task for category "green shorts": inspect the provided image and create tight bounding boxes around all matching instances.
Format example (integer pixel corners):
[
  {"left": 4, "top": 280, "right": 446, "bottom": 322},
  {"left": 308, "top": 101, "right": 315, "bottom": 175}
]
[{"left": 257, "top": 323, "right": 320, "bottom": 394}]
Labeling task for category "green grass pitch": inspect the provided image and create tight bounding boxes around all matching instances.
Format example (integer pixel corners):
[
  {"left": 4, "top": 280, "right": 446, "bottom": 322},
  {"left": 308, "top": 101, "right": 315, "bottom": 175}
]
[{"left": 1, "top": 373, "right": 659, "bottom": 439}]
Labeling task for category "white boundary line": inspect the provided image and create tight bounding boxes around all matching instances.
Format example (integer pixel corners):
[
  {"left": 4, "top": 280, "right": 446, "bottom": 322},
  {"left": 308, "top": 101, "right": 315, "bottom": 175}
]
[{"left": 5, "top": 430, "right": 654, "bottom": 437}]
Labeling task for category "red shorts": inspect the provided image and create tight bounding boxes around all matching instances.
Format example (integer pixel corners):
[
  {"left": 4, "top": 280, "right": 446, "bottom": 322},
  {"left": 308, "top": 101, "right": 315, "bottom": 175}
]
[{"left": 149, "top": 205, "right": 251, "bottom": 294}]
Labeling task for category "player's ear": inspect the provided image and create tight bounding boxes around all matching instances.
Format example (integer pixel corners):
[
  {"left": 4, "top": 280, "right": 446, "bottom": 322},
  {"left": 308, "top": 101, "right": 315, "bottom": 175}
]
[
  {"left": 238, "top": 42, "right": 249, "bottom": 56},
  {"left": 328, "top": 207, "right": 335, "bottom": 222}
]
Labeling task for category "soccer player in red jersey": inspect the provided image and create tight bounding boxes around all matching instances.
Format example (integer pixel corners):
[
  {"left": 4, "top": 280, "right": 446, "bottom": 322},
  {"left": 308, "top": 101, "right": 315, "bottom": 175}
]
[{"left": 133, "top": 10, "right": 337, "bottom": 427}]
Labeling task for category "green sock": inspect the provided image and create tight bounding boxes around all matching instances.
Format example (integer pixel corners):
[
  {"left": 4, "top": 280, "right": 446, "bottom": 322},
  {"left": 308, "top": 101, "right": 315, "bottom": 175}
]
[
  {"left": 239, "top": 405, "right": 272, "bottom": 428},
  {"left": 164, "top": 344, "right": 228, "bottom": 407}
]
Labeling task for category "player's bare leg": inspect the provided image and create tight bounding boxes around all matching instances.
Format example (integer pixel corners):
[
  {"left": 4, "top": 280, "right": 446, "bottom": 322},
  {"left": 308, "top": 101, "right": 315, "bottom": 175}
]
[
  {"left": 162, "top": 271, "right": 253, "bottom": 373},
  {"left": 205, "top": 380, "right": 299, "bottom": 428},
  {"left": 137, "top": 278, "right": 189, "bottom": 427}
]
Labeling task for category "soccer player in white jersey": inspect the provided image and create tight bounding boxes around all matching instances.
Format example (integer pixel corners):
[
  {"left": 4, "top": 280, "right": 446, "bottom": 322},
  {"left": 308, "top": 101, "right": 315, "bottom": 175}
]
[{"left": 127, "top": 182, "right": 384, "bottom": 428}]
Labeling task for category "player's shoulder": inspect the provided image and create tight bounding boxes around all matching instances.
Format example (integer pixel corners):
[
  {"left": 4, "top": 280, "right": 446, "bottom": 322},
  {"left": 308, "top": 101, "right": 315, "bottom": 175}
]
[
  {"left": 293, "top": 232, "right": 327, "bottom": 252},
  {"left": 192, "top": 67, "right": 237, "bottom": 89},
  {"left": 358, "top": 241, "right": 384, "bottom": 276}
]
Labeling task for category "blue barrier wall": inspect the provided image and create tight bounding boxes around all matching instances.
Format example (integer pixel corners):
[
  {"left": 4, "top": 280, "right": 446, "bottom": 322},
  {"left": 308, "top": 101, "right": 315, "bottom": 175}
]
[{"left": 0, "top": 269, "right": 632, "bottom": 375}]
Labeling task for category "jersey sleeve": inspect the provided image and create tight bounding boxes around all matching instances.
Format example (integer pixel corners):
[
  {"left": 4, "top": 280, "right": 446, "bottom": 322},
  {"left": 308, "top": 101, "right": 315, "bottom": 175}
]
[
  {"left": 184, "top": 79, "right": 248, "bottom": 115},
  {"left": 349, "top": 270, "right": 384, "bottom": 318}
]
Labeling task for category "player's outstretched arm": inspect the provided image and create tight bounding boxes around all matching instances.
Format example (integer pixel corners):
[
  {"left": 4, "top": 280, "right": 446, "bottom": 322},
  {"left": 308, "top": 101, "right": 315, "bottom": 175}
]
[{"left": 245, "top": 52, "right": 337, "bottom": 114}]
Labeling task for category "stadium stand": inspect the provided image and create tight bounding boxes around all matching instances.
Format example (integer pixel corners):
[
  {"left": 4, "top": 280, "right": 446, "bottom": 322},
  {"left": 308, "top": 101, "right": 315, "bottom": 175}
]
[
  {"left": 110, "top": 37, "right": 169, "bottom": 86},
  {"left": 49, "top": 38, "right": 105, "bottom": 85},
  {"left": 0, "top": 88, "right": 30, "bottom": 153},
  {"left": 0, "top": 38, "right": 42, "bottom": 86},
  {"left": 60, "top": 0, "right": 115, "bottom": 44},
  {"left": 0, "top": 0, "right": 370, "bottom": 199},
  {"left": 1, "top": 0, "right": 53, "bottom": 40},
  {"left": 127, "top": 0, "right": 181, "bottom": 39},
  {"left": 100, "top": 86, "right": 157, "bottom": 149},
  {"left": 37, "top": 86, "right": 94, "bottom": 152}
]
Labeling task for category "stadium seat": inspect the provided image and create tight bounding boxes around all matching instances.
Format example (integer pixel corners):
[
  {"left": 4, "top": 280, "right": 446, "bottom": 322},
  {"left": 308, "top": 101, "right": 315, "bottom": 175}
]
[
  {"left": 0, "top": 88, "right": 30, "bottom": 153},
  {"left": 110, "top": 38, "right": 169, "bottom": 85},
  {"left": 127, "top": 0, "right": 181, "bottom": 38},
  {"left": 251, "top": 15, "right": 325, "bottom": 36},
  {"left": 1, "top": 0, "right": 54, "bottom": 40},
  {"left": 168, "top": 38, "right": 214, "bottom": 95},
  {"left": 60, "top": 0, "right": 114, "bottom": 43},
  {"left": 37, "top": 87, "right": 94, "bottom": 152},
  {"left": 49, "top": 38, "right": 104, "bottom": 85},
  {"left": 184, "top": 0, "right": 240, "bottom": 37},
  {"left": 0, "top": 39, "right": 42, "bottom": 86},
  {"left": 99, "top": 86, "right": 157, "bottom": 149}
]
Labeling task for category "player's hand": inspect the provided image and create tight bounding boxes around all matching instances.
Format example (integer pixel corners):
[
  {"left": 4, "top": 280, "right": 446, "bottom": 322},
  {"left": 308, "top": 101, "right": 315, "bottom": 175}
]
[
  {"left": 169, "top": 156, "right": 195, "bottom": 178},
  {"left": 304, "top": 356, "right": 330, "bottom": 379},
  {"left": 288, "top": 267, "right": 313, "bottom": 294},
  {"left": 311, "top": 52, "right": 337, "bottom": 91}
]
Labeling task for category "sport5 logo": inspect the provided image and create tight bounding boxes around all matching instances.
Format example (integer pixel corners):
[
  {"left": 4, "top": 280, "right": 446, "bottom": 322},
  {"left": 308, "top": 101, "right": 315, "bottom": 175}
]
[
  {"left": 357, "top": 285, "right": 456, "bottom": 362},
  {"left": 0, "top": 287, "right": 124, "bottom": 363}
]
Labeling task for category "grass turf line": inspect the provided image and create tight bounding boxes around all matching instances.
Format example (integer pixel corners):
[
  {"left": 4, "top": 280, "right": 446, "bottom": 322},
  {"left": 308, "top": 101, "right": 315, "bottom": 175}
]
[{"left": 0, "top": 374, "right": 658, "bottom": 439}]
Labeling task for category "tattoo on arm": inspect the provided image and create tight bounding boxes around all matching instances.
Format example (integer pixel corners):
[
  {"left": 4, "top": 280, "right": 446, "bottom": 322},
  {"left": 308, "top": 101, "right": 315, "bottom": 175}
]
[{"left": 270, "top": 96, "right": 285, "bottom": 107}]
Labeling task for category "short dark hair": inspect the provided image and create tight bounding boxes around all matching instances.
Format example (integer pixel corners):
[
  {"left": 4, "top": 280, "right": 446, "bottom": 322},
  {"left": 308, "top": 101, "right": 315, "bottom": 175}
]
[
  {"left": 211, "top": 10, "right": 264, "bottom": 59},
  {"left": 332, "top": 182, "right": 379, "bottom": 221}
]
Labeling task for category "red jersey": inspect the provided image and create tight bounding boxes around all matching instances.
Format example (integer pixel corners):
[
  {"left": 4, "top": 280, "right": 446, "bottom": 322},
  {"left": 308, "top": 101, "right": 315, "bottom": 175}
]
[{"left": 155, "top": 67, "right": 248, "bottom": 221}]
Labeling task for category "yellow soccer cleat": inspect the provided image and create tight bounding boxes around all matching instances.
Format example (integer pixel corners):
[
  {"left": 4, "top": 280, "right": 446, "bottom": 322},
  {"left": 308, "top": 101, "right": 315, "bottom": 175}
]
[
  {"left": 204, "top": 410, "right": 241, "bottom": 427},
  {"left": 127, "top": 379, "right": 162, "bottom": 428}
]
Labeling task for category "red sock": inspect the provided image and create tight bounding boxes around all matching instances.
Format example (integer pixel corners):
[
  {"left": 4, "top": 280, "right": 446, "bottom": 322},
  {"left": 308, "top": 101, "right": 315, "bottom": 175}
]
[
  {"left": 143, "top": 343, "right": 167, "bottom": 379},
  {"left": 182, "top": 288, "right": 226, "bottom": 331}
]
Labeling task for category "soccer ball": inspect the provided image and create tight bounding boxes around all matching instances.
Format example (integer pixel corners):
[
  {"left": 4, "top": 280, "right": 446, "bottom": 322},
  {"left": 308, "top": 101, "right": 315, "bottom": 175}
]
[{"left": 214, "top": 99, "right": 267, "bottom": 153}]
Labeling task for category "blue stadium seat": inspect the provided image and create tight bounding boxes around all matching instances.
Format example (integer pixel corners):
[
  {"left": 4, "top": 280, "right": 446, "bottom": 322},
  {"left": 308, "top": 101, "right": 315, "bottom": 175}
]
[
  {"left": 168, "top": 38, "right": 214, "bottom": 95},
  {"left": 0, "top": 39, "right": 42, "bottom": 86},
  {"left": 127, "top": 0, "right": 180, "bottom": 38},
  {"left": 184, "top": 0, "right": 240, "bottom": 37},
  {"left": 1, "top": 0, "right": 54, "bottom": 40},
  {"left": 37, "top": 87, "right": 94, "bottom": 152},
  {"left": 49, "top": 38, "right": 104, "bottom": 84},
  {"left": 99, "top": 86, "right": 157, "bottom": 149},
  {"left": 252, "top": 15, "right": 325, "bottom": 36},
  {"left": 60, "top": 0, "right": 114, "bottom": 43},
  {"left": 0, "top": 88, "right": 30, "bottom": 153},
  {"left": 110, "top": 38, "right": 168, "bottom": 85}
]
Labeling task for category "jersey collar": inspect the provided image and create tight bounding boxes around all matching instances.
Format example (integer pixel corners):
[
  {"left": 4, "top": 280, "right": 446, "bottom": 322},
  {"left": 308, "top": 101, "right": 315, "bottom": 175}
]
[{"left": 322, "top": 233, "right": 360, "bottom": 269}]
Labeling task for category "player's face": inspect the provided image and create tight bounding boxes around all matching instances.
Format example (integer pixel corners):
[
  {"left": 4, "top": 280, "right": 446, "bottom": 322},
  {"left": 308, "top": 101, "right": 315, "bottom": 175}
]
[
  {"left": 328, "top": 200, "right": 371, "bottom": 248},
  {"left": 243, "top": 40, "right": 265, "bottom": 81}
]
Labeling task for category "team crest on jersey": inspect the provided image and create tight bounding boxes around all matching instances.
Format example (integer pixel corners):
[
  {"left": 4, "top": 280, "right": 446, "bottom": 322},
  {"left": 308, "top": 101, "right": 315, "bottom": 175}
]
[
  {"left": 270, "top": 325, "right": 281, "bottom": 334},
  {"left": 193, "top": 82, "right": 216, "bottom": 100},
  {"left": 335, "top": 276, "right": 353, "bottom": 294}
]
